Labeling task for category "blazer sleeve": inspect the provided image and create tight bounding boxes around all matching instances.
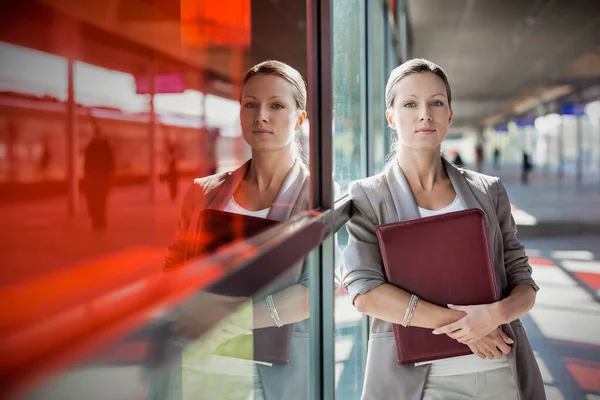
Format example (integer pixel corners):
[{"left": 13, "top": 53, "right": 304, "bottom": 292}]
[
  {"left": 342, "top": 182, "right": 386, "bottom": 304},
  {"left": 495, "top": 178, "right": 539, "bottom": 292},
  {"left": 164, "top": 182, "right": 197, "bottom": 269}
]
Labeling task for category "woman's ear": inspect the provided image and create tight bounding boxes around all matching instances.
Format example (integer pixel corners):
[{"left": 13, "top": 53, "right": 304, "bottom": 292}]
[
  {"left": 448, "top": 108, "right": 453, "bottom": 127},
  {"left": 385, "top": 109, "right": 395, "bottom": 129},
  {"left": 295, "top": 110, "right": 307, "bottom": 131}
]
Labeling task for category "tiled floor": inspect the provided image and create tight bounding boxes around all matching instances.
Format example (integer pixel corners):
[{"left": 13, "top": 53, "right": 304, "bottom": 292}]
[{"left": 518, "top": 238, "right": 600, "bottom": 399}]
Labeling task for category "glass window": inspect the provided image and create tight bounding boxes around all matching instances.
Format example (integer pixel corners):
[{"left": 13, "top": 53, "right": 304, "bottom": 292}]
[
  {"left": 0, "top": 2, "right": 316, "bottom": 399},
  {"left": 332, "top": 0, "right": 371, "bottom": 398},
  {"left": 371, "top": 2, "right": 387, "bottom": 174},
  {"left": 332, "top": 0, "right": 367, "bottom": 197},
  {"left": 334, "top": 223, "right": 367, "bottom": 400}
]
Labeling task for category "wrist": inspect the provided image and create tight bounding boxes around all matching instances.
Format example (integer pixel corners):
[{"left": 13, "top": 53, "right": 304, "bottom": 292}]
[{"left": 492, "top": 300, "right": 508, "bottom": 325}]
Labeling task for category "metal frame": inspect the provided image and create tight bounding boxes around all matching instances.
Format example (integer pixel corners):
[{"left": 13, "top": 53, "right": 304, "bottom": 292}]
[{"left": 307, "top": 0, "right": 335, "bottom": 399}]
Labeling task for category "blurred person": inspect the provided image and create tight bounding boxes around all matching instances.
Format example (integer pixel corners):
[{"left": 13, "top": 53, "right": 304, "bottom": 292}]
[
  {"left": 521, "top": 151, "right": 532, "bottom": 185},
  {"left": 160, "top": 60, "right": 314, "bottom": 400},
  {"left": 493, "top": 147, "right": 501, "bottom": 170},
  {"left": 475, "top": 142, "right": 484, "bottom": 172},
  {"left": 165, "top": 142, "right": 179, "bottom": 202},
  {"left": 342, "top": 59, "right": 544, "bottom": 399},
  {"left": 38, "top": 137, "right": 51, "bottom": 178},
  {"left": 452, "top": 149, "right": 464, "bottom": 168},
  {"left": 83, "top": 127, "right": 115, "bottom": 231}
]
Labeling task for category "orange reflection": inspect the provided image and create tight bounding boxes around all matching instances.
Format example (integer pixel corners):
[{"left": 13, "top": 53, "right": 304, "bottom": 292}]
[{"left": 180, "top": 0, "right": 251, "bottom": 47}]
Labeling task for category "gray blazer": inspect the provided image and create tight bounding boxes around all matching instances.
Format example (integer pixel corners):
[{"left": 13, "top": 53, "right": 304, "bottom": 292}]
[
  {"left": 342, "top": 158, "right": 545, "bottom": 400},
  {"left": 166, "top": 159, "right": 311, "bottom": 400}
]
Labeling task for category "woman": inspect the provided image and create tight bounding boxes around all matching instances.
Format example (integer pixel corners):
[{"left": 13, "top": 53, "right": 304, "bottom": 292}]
[
  {"left": 163, "top": 60, "right": 311, "bottom": 400},
  {"left": 342, "top": 59, "right": 545, "bottom": 399}
]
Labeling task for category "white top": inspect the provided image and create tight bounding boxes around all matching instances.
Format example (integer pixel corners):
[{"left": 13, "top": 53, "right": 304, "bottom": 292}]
[
  {"left": 223, "top": 196, "right": 271, "bottom": 218},
  {"left": 415, "top": 196, "right": 509, "bottom": 376}
]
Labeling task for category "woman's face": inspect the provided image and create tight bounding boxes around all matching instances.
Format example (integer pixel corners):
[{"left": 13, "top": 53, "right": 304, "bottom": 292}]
[
  {"left": 240, "top": 74, "right": 306, "bottom": 153},
  {"left": 386, "top": 72, "right": 453, "bottom": 151}
]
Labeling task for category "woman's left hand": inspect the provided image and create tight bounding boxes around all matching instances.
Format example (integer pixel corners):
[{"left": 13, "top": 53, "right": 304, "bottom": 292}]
[{"left": 432, "top": 303, "right": 502, "bottom": 344}]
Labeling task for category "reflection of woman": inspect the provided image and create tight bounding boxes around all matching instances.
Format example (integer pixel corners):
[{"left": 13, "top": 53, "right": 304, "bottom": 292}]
[
  {"left": 164, "top": 60, "right": 311, "bottom": 400},
  {"left": 342, "top": 59, "right": 545, "bottom": 399}
]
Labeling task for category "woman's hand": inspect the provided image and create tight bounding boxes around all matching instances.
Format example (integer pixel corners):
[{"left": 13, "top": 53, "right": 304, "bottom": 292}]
[
  {"left": 466, "top": 327, "right": 513, "bottom": 360},
  {"left": 432, "top": 303, "right": 502, "bottom": 343}
]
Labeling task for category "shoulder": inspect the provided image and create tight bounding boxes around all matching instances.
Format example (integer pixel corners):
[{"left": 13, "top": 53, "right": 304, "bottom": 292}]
[
  {"left": 347, "top": 172, "right": 388, "bottom": 220},
  {"left": 457, "top": 166, "right": 500, "bottom": 191},
  {"left": 348, "top": 171, "right": 387, "bottom": 200}
]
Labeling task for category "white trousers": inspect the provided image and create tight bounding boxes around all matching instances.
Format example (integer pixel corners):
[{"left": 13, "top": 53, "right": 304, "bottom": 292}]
[{"left": 422, "top": 367, "right": 519, "bottom": 400}]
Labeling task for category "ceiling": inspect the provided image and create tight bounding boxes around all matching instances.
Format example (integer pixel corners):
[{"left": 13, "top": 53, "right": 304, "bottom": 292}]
[{"left": 408, "top": 0, "right": 600, "bottom": 131}]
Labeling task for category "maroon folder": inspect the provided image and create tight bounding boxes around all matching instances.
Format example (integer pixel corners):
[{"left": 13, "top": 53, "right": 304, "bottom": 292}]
[{"left": 374, "top": 208, "right": 500, "bottom": 365}]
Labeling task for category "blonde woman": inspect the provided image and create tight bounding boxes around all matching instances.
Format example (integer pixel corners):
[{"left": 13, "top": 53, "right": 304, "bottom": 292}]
[{"left": 342, "top": 58, "right": 545, "bottom": 399}]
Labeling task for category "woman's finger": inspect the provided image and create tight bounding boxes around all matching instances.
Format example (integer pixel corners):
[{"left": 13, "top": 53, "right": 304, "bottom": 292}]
[
  {"left": 498, "top": 328, "right": 514, "bottom": 345},
  {"left": 491, "top": 346, "right": 503, "bottom": 359},
  {"left": 432, "top": 320, "right": 462, "bottom": 335}
]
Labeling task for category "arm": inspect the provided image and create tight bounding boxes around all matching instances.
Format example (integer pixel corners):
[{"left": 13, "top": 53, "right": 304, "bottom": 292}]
[
  {"left": 354, "top": 283, "right": 465, "bottom": 329},
  {"left": 253, "top": 284, "right": 309, "bottom": 328},
  {"left": 342, "top": 182, "right": 465, "bottom": 329}
]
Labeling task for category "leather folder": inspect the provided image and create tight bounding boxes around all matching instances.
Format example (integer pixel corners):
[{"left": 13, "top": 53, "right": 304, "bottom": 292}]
[
  {"left": 192, "top": 209, "right": 293, "bottom": 364},
  {"left": 374, "top": 208, "right": 500, "bottom": 365}
]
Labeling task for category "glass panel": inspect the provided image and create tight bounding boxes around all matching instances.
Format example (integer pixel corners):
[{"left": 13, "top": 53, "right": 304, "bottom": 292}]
[
  {"left": 22, "top": 236, "right": 317, "bottom": 400},
  {"left": 372, "top": 2, "right": 387, "bottom": 174},
  {"left": 332, "top": 0, "right": 367, "bottom": 197},
  {"left": 0, "top": 1, "right": 315, "bottom": 398},
  {"left": 334, "top": 220, "right": 367, "bottom": 400}
]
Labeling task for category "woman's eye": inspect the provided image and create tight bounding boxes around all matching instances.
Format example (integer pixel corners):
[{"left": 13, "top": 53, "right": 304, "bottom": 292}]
[
  {"left": 432, "top": 100, "right": 444, "bottom": 106},
  {"left": 272, "top": 103, "right": 284, "bottom": 109},
  {"left": 244, "top": 102, "right": 257, "bottom": 108},
  {"left": 403, "top": 102, "right": 416, "bottom": 108}
]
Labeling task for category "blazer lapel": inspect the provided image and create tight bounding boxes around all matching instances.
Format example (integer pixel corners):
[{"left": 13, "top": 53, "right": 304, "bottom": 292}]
[
  {"left": 443, "top": 158, "right": 496, "bottom": 254},
  {"left": 205, "top": 160, "right": 251, "bottom": 211},
  {"left": 385, "top": 160, "right": 420, "bottom": 222},
  {"left": 267, "top": 162, "right": 309, "bottom": 221}
]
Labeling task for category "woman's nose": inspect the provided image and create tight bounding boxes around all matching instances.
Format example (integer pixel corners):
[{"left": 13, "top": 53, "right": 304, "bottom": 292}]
[
  {"left": 255, "top": 106, "right": 268, "bottom": 123},
  {"left": 419, "top": 107, "right": 433, "bottom": 121}
]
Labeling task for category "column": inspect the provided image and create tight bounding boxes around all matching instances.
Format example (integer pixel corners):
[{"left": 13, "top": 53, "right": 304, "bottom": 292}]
[
  {"left": 576, "top": 114, "right": 583, "bottom": 184},
  {"left": 67, "top": 59, "right": 79, "bottom": 215},
  {"left": 149, "top": 58, "right": 158, "bottom": 202}
]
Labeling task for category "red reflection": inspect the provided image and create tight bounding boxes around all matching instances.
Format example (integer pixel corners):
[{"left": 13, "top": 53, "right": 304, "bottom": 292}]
[{"left": 180, "top": 0, "right": 251, "bottom": 47}]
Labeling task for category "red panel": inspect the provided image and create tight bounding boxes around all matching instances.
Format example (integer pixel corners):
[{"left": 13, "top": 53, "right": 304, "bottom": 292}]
[
  {"left": 564, "top": 357, "right": 600, "bottom": 392},
  {"left": 575, "top": 271, "right": 600, "bottom": 290},
  {"left": 529, "top": 257, "right": 555, "bottom": 266}
]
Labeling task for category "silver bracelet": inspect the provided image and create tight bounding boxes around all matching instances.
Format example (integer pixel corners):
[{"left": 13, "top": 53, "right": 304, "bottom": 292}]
[
  {"left": 401, "top": 294, "right": 419, "bottom": 327},
  {"left": 265, "top": 295, "right": 283, "bottom": 328}
]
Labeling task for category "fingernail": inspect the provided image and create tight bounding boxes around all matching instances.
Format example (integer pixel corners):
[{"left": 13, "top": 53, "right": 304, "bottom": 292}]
[
  {"left": 432, "top": 331, "right": 439, "bottom": 335},
  {"left": 508, "top": 338, "right": 514, "bottom": 343},
  {"left": 447, "top": 304, "right": 454, "bottom": 307}
]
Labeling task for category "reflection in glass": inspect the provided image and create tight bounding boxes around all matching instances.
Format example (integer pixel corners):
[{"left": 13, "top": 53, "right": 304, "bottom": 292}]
[
  {"left": 0, "top": 2, "right": 313, "bottom": 399},
  {"left": 160, "top": 60, "right": 313, "bottom": 399}
]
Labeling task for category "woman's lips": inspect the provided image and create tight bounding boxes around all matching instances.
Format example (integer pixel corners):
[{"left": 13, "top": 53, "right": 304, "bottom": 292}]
[{"left": 252, "top": 129, "right": 272, "bottom": 136}]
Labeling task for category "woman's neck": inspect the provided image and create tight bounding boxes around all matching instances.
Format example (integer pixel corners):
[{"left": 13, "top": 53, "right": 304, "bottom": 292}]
[
  {"left": 396, "top": 145, "right": 447, "bottom": 191},
  {"left": 246, "top": 148, "right": 296, "bottom": 192}
]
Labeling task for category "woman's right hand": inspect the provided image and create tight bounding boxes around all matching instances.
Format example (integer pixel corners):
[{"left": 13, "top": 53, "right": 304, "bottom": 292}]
[{"left": 466, "top": 327, "right": 513, "bottom": 360}]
